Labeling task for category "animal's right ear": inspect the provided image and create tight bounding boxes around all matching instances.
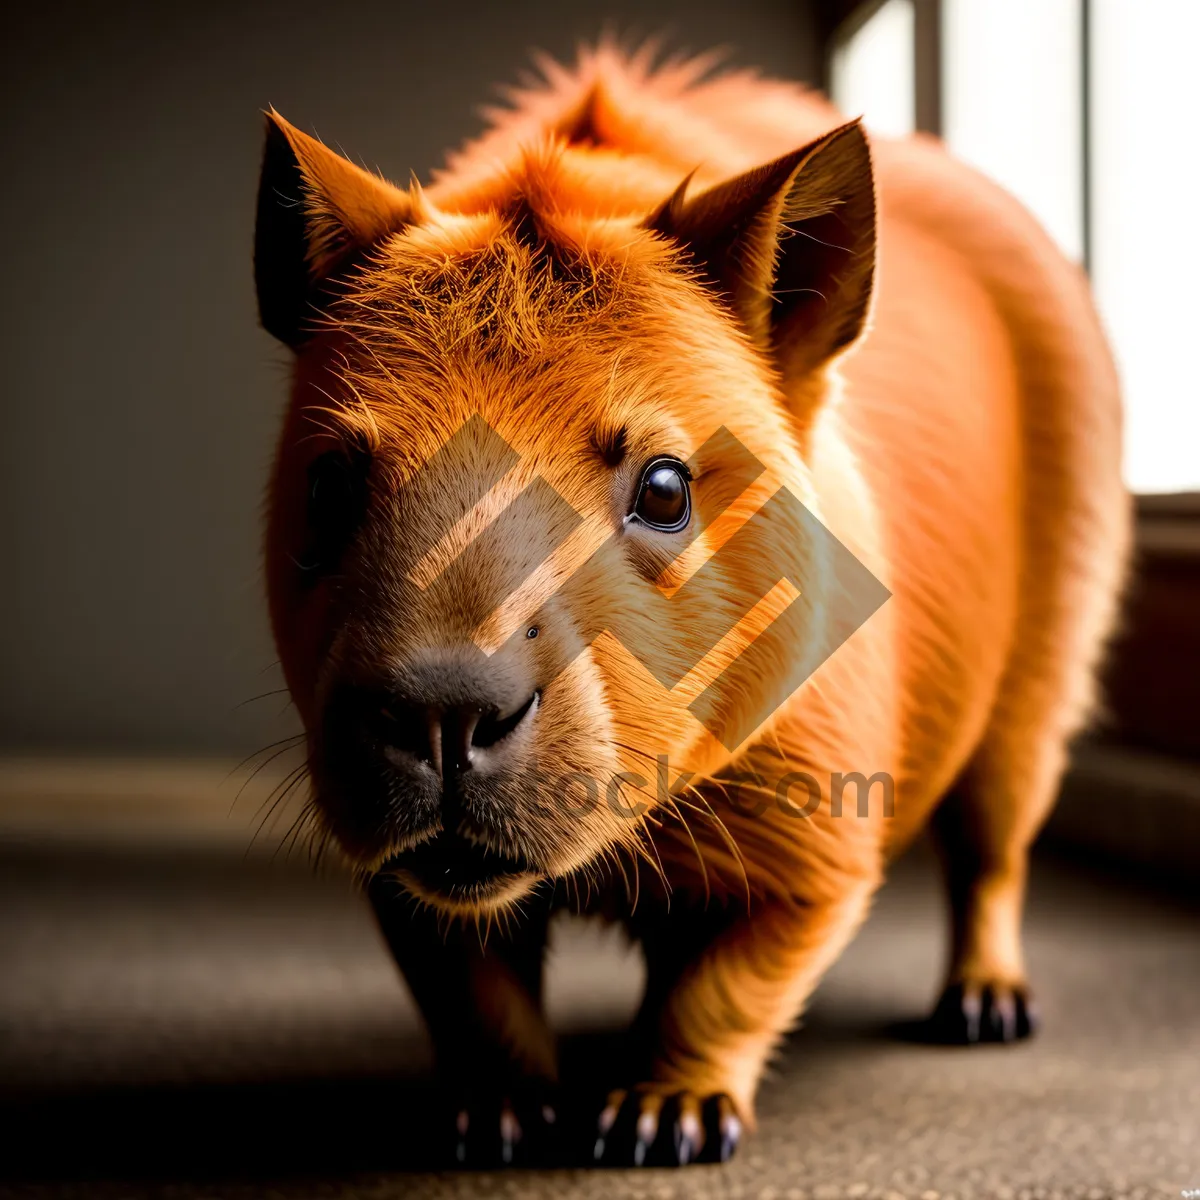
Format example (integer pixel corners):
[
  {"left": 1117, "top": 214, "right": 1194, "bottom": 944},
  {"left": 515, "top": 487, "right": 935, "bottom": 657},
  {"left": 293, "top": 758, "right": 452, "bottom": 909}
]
[{"left": 255, "top": 110, "right": 414, "bottom": 348}]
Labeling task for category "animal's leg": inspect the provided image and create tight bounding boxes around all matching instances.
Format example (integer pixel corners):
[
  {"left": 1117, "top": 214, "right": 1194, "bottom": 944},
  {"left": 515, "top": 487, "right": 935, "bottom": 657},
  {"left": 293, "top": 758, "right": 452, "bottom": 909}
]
[
  {"left": 593, "top": 884, "right": 873, "bottom": 1167},
  {"left": 919, "top": 184, "right": 1130, "bottom": 1042},
  {"left": 368, "top": 876, "right": 556, "bottom": 1164},
  {"left": 928, "top": 718, "right": 1070, "bottom": 1043},
  {"left": 926, "top": 408, "right": 1127, "bottom": 1046}
]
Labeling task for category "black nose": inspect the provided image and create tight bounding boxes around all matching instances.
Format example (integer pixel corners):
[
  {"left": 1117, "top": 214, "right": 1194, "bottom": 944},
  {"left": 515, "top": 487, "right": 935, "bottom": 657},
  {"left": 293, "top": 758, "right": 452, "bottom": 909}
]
[
  {"left": 378, "top": 689, "right": 539, "bottom": 781},
  {"left": 329, "top": 652, "right": 540, "bottom": 792}
]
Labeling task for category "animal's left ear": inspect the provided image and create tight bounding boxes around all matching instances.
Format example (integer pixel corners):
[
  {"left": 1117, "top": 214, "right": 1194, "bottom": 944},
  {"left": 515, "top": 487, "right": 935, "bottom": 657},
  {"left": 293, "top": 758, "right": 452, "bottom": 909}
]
[{"left": 646, "top": 120, "right": 876, "bottom": 382}]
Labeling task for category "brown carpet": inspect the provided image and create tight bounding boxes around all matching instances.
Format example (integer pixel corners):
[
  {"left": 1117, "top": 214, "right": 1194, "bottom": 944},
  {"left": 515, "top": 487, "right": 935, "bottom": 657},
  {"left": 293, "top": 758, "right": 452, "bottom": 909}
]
[{"left": 0, "top": 835, "right": 1196, "bottom": 1199}]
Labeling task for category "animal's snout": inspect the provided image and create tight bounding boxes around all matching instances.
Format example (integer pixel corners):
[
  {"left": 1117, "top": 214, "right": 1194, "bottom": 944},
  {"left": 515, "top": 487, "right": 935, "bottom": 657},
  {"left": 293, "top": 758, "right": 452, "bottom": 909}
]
[
  {"left": 317, "top": 648, "right": 546, "bottom": 880},
  {"left": 322, "top": 648, "right": 541, "bottom": 804},
  {"left": 376, "top": 687, "right": 540, "bottom": 784}
]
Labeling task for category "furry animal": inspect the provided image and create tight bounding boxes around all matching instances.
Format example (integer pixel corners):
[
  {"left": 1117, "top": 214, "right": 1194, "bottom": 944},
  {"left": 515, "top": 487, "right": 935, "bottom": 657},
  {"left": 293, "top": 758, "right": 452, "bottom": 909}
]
[{"left": 255, "top": 46, "right": 1129, "bottom": 1167}]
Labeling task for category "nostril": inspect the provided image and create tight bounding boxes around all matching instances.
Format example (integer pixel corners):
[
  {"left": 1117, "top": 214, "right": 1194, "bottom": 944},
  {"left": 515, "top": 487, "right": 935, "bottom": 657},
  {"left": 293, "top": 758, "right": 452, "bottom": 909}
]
[
  {"left": 378, "top": 701, "right": 437, "bottom": 767},
  {"left": 471, "top": 690, "right": 539, "bottom": 750}
]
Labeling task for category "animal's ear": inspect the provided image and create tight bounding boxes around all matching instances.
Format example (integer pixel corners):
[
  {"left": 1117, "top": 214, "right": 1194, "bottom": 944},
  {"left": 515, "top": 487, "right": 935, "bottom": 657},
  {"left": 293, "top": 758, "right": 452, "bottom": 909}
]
[
  {"left": 255, "top": 110, "right": 413, "bottom": 348},
  {"left": 646, "top": 120, "right": 876, "bottom": 381}
]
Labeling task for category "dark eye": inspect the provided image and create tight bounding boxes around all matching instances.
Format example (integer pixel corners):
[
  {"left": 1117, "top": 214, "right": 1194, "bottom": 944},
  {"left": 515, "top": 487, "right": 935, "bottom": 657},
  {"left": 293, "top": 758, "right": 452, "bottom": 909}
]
[
  {"left": 300, "top": 449, "right": 368, "bottom": 579},
  {"left": 631, "top": 457, "right": 691, "bottom": 532}
]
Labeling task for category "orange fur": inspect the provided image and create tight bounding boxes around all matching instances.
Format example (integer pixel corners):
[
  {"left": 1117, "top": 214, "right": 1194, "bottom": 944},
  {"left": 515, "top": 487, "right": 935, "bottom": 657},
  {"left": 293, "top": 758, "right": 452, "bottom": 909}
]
[{"left": 255, "top": 45, "right": 1130, "bottom": 1154}]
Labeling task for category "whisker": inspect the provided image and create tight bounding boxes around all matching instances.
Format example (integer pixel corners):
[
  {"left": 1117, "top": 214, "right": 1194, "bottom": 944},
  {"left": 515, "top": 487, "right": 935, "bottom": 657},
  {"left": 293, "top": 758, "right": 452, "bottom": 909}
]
[
  {"left": 249, "top": 762, "right": 312, "bottom": 857},
  {"left": 233, "top": 688, "right": 292, "bottom": 712},
  {"left": 226, "top": 734, "right": 307, "bottom": 808},
  {"left": 676, "top": 785, "right": 752, "bottom": 904}
]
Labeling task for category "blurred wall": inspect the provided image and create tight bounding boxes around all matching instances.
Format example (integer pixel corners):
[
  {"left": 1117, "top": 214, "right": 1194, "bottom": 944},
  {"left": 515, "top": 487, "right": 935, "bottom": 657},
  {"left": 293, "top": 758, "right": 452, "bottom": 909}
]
[{"left": 0, "top": 1, "right": 821, "bottom": 757}]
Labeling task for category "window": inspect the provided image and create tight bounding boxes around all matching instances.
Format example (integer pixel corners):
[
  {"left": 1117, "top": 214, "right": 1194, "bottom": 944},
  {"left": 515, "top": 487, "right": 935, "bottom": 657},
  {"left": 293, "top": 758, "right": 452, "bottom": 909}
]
[
  {"left": 827, "top": 0, "right": 1200, "bottom": 495},
  {"left": 830, "top": 0, "right": 915, "bottom": 138},
  {"left": 942, "top": 0, "right": 1083, "bottom": 264},
  {"left": 1089, "top": 0, "right": 1200, "bottom": 494}
]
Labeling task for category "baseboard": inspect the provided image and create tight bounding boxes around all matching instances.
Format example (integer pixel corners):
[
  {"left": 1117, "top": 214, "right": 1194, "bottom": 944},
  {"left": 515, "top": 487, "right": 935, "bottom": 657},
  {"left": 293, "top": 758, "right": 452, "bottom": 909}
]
[
  {"left": 1046, "top": 740, "right": 1200, "bottom": 882},
  {"left": 0, "top": 756, "right": 306, "bottom": 852},
  {"left": 1, "top": 746, "right": 1197, "bottom": 880}
]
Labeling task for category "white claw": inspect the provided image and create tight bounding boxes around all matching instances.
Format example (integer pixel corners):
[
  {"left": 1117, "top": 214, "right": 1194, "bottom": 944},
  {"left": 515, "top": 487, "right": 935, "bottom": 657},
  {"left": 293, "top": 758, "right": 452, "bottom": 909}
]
[
  {"left": 499, "top": 1107, "right": 522, "bottom": 1145},
  {"left": 676, "top": 1108, "right": 702, "bottom": 1164},
  {"left": 636, "top": 1110, "right": 659, "bottom": 1144},
  {"left": 633, "top": 1103, "right": 661, "bottom": 1165},
  {"left": 719, "top": 1112, "right": 743, "bottom": 1160}
]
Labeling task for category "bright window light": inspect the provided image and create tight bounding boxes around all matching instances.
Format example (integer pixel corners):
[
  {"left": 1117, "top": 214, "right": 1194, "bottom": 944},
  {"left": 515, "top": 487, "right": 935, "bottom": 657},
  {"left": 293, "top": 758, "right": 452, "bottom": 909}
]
[
  {"left": 831, "top": 0, "right": 915, "bottom": 138},
  {"left": 1090, "top": 0, "right": 1200, "bottom": 494},
  {"left": 942, "top": 0, "right": 1083, "bottom": 263}
]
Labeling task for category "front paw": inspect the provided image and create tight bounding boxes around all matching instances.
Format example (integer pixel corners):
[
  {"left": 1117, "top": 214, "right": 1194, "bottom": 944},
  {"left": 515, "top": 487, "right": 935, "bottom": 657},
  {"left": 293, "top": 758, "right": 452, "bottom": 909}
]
[
  {"left": 592, "top": 1085, "right": 742, "bottom": 1167},
  {"left": 450, "top": 1079, "right": 560, "bottom": 1167}
]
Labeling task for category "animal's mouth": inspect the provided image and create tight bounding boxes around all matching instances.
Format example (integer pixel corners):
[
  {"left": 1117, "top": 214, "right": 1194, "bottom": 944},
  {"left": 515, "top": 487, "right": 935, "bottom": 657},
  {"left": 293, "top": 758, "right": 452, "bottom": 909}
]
[{"left": 382, "top": 830, "right": 535, "bottom": 899}]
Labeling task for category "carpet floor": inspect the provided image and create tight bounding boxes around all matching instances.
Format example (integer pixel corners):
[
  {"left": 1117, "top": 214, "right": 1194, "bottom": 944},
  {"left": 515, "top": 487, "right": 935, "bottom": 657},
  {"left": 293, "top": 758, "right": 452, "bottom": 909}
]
[{"left": 0, "top": 836, "right": 1196, "bottom": 1199}]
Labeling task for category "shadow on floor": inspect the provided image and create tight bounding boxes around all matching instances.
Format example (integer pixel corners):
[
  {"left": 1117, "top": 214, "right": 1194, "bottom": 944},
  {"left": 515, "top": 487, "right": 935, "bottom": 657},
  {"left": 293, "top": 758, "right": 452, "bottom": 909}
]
[
  {"left": 1, "top": 839, "right": 1196, "bottom": 1197},
  {"left": 1, "top": 1030, "right": 675, "bottom": 1182}
]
